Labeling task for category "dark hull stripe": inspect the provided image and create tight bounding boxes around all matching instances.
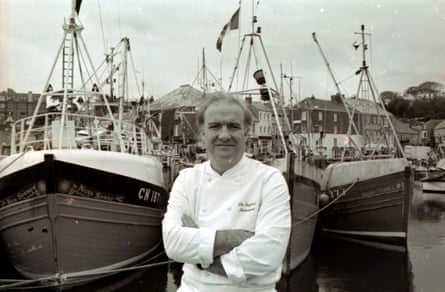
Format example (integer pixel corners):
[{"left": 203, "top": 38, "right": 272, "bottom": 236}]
[{"left": 0, "top": 156, "right": 168, "bottom": 210}]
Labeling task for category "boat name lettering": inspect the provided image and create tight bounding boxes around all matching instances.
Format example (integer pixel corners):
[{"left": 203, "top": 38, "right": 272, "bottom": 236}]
[
  {"left": 17, "top": 185, "right": 41, "bottom": 200},
  {"left": 138, "top": 188, "right": 161, "bottom": 204},
  {"left": 0, "top": 184, "right": 42, "bottom": 207},
  {"left": 67, "top": 183, "right": 124, "bottom": 202},
  {"left": 328, "top": 182, "right": 403, "bottom": 199}
]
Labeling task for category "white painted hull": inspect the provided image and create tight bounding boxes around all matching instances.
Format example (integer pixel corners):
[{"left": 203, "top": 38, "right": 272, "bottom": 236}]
[{"left": 422, "top": 181, "right": 445, "bottom": 193}]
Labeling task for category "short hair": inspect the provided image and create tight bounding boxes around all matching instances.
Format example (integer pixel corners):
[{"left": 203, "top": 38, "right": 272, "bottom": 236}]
[{"left": 196, "top": 92, "right": 252, "bottom": 127}]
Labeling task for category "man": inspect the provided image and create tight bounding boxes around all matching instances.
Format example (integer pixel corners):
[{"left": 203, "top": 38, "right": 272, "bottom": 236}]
[{"left": 162, "top": 92, "right": 291, "bottom": 291}]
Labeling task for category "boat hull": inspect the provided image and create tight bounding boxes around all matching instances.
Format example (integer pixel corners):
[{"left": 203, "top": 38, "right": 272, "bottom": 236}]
[
  {"left": 269, "top": 156, "right": 320, "bottom": 272},
  {"left": 421, "top": 170, "right": 445, "bottom": 193},
  {"left": 318, "top": 158, "right": 413, "bottom": 249},
  {"left": 0, "top": 150, "right": 167, "bottom": 286},
  {"left": 422, "top": 181, "right": 445, "bottom": 193}
]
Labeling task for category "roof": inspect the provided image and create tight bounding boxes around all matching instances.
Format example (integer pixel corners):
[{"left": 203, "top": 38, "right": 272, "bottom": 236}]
[
  {"left": 151, "top": 84, "right": 205, "bottom": 110},
  {"left": 393, "top": 119, "right": 418, "bottom": 134},
  {"left": 434, "top": 119, "right": 445, "bottom": 130},
  {"left": 343, "top": 98, "right": 389, "bottom": 115},
  {"left": 298, "top": 96, "right": 345, "bottom": 112}
]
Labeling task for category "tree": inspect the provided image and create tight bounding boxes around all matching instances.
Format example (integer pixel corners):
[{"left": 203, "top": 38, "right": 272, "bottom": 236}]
[
  {"left": 404, "top": 81, "right": 444, "bottom": 98},
  {"left": 386, "top": 97, "right": 410, "bottom": 118},
  {"left": 419, "top": 81, "right": 443, "bottom": 92},
  {"left": 380, "top": 90, "right": 401, "bottom": 104}
]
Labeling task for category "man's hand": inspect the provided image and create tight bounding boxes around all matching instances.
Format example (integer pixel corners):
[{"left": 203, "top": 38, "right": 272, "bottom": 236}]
[
  {"left": 182, "top": 214, "right": 254, "bottom": 276},
  {"left": 205, "top": 257, "right": 226, "bottom": 276}
]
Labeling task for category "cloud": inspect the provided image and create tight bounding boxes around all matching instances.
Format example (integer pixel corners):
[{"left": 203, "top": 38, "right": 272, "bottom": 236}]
[{"left": 1, "top": 0, "right": 445, "bottom": 101}]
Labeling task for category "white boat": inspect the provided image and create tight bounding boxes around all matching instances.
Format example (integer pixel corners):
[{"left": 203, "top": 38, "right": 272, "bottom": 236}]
[
  {"left": 422, "top": 180, "right": 445, "bottom": 193},
  {"left": 300, "top": 26, "right": 414, "bottom": 250},
  {"left": 421, "top": 165, "right": 445, "bottom": 194},
  {"left": 224, "top": 5, "right": 319, "bottom": 273},
  {"left": 0, "top": 1, "right": 167, "bottom": 289}
]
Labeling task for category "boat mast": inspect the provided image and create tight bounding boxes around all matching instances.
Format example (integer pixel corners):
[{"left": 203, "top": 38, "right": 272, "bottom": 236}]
[
  {"left": 117, "top": 37, "right": 130, "bottom": 132},
  {"left": 202, "top": 48, "right": 208, "bottom": 95},
  {"left": 354, "top": 24, "right": 405, "bottom": 158},
  {"left": 20, "top": 0, "right": 126, "bottom": 152},
  {"left": 312, "top": 32, "right": 364, "bottom": 159},
  {"left": 227, "top": 4, "right": 289, "bottom": 153}
]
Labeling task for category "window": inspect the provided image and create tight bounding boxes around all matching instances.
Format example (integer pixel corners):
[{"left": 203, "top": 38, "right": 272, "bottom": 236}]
[
  {"left": 318, "top": 111, "right": 323, "bottom": 121},
  {"left": 333, "top": 113, "right": 337, "bottom": 122},
  {"left": 301, "top": 112, "right": 307, "bottom": 120}
]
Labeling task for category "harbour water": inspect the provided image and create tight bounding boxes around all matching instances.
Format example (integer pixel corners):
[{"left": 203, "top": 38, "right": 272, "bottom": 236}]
[{"left": 1, "top": 183, "right": 444, "bottom": 291}]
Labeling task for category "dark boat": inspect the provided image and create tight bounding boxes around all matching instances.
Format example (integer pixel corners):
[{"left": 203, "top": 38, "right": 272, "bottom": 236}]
[
  {"left": 0, "top": 1, "right": 167, "bottom": 289},
  {"left": 307, "top": 25, "right": 414, "bottom": 250}
]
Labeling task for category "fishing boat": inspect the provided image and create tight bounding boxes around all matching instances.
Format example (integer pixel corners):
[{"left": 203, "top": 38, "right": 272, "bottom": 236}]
[
  {"left": 222, "top": 5, "right": 319, "bottom": 272},
  {"left": 422, "top": 176, "right": 445, "bottom": 194},
  {"left": 0, "top": 1, "right": 167, "bottom": 289},
  {"left": 308, "top": 25, "right": 414, "bottom": 250},
  {"left": 421, "top": 146, "right": 445, "bottom": 193}
]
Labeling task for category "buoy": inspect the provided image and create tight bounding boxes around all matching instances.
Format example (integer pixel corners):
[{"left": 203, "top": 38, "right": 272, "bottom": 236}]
[{"left": 319, "top": 193, "right": 330, "bottom": 205}]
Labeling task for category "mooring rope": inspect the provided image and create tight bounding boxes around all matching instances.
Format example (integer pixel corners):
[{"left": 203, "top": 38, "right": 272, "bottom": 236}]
[
  {"left": 293, "top": 178, "right": 359, "bottom": 226},
  {"left": 0, "top": 251, "right": 172, "bottom": 290},
  {"left": 0, "top": 152, "right": 25, "bottom": 175}
]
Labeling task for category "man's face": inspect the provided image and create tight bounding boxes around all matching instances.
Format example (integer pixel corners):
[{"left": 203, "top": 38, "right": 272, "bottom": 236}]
[{"left": 202, "top": 101, "right": 247, "bottom": 173}]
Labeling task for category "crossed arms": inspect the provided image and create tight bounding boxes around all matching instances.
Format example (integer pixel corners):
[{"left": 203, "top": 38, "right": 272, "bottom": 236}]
[{"left": 181, "top": 214, "right": 254, "bottom": 276}]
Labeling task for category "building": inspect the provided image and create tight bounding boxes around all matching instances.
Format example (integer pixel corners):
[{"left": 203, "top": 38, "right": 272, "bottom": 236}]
[
  {"left": 150, "top": 85, "right": 285, "bottom": 160},
  {"left": 343, "top": 97, "right": 394, "bottom": 149},
  {"left": 392, "top": 119, "right": 419, "bottom": 145},
  {"left": 291, "top": 95, "right": 354, "bottom": 159},
  {"left": 0, "top": 88, "right": 41, "bottom": 130},
  {"left": 433, "top": 120, "right": 445, "bottom": 145}
]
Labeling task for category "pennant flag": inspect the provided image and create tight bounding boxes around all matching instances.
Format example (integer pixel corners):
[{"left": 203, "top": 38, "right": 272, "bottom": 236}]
[
  {"left": 230, "top": 7, "right": 240, "bottom": 29},
  {"left": 75, "top": 0, "right": 83, "bottom": 14},
  {"left": 216, "top": 7, "right": 240, "bottom": 52}
]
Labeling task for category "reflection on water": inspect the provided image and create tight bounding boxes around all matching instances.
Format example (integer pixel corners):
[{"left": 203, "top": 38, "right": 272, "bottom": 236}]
[
  {"left": 1, "top": 186, "right": 445, "bottom": 291},
  {"left": 312, "top": 235, "right": 412, "bottom": 292},
  {"left": 277, "top": 234, "right": 413, "bottom": 292},
  {"left": 413, "top": 192, "right": 445, "bottom": 222},
  {"left": 276, "top": 254, "right": 318, "bottom": 292}
]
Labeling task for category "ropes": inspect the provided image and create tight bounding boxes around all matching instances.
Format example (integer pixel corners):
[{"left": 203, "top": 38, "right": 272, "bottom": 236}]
[
  {"left": 0, "top": 251, "right": 172, "bottom": 290},
  {"left": 293, "top": 178, "right": 359, "bottom": 226},
  {"left": 0, "top": 152, "right": 25, "bottom": 175}
]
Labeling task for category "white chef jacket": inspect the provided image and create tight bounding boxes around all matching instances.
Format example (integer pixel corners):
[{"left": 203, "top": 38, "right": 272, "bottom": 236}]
[{"left": 162, "top": 156, "right": 291, "bottom": 291}]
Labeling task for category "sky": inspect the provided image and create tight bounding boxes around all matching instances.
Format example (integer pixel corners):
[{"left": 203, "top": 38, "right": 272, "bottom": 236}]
[{"left": 1, "top": 0, "right": 445, "bottom": 103}]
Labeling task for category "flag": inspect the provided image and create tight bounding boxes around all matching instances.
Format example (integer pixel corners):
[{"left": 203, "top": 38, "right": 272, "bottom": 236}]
[
  {"left": 75, "top": 0, "right": 83, "bottom": 14},
  {"left": 216, "top": 7, "right": 240, "bottom": 52},
  {"left": 229, "top": 7, "right": 240, "bottom": 29}
]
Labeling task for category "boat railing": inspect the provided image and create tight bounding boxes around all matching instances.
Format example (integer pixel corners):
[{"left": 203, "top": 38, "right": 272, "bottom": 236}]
[{"left": 10, "top": 112, "right": 155, "bottom": 156}]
